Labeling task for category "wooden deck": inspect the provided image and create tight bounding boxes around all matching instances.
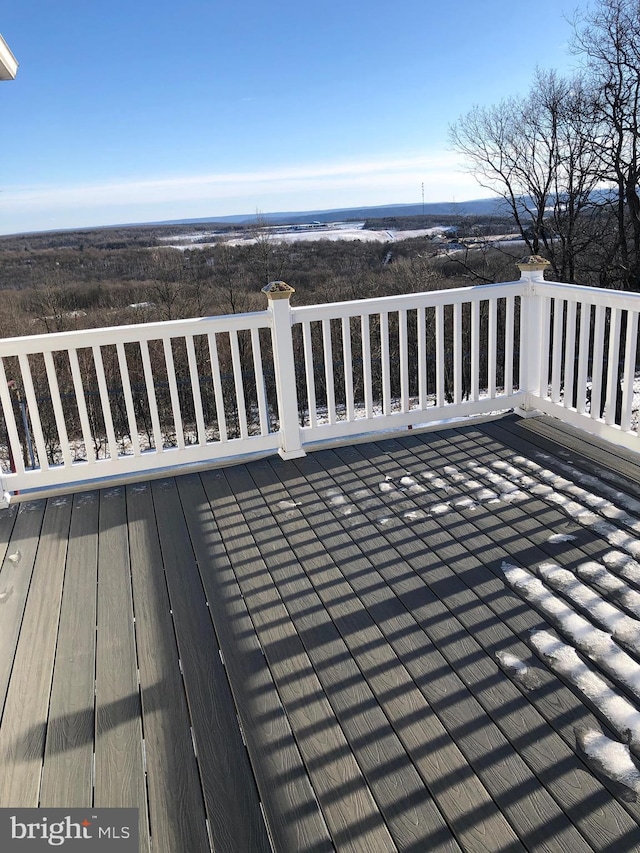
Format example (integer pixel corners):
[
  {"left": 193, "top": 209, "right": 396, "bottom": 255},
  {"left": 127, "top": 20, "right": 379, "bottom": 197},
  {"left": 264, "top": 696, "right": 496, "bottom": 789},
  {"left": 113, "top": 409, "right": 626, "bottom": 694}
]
[{"left": 2, "top": 415, "right": 640, "bottom": 852}]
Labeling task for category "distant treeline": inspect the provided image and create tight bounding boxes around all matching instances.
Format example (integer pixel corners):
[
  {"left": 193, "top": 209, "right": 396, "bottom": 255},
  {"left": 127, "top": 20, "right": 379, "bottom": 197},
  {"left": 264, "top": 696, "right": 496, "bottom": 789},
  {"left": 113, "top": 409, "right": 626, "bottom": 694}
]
[
  {"left": 0, "top": 214, "right": 525, "bottom": 340},
  {"left": 0, "top": 215, "right": 531, "bottom": 467}
]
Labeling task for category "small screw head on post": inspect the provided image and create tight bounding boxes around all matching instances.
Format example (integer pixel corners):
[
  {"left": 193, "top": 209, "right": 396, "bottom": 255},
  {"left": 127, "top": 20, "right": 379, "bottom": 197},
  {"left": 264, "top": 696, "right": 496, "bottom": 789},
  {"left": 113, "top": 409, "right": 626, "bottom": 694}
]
[{"left": 262, "top": 281, "right": 295, "bottom": 301}]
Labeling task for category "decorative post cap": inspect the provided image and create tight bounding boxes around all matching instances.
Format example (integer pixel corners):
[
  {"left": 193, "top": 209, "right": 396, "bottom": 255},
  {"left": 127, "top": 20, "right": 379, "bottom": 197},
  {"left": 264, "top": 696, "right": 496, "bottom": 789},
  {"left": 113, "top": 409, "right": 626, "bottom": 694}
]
[
  {"left": 516, "top": 255, "right": 550, "bottom": 273},
  {"left": 262, "top": 281, "right": 295, "bottom": 301}
]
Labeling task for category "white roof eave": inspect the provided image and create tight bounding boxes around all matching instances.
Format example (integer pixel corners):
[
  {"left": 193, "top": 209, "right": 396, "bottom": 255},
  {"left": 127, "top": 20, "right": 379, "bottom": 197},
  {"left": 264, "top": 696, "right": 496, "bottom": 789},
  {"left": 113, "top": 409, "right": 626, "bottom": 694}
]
[{"left": 0, "top": 34, "right": 18, "bottom": 80}]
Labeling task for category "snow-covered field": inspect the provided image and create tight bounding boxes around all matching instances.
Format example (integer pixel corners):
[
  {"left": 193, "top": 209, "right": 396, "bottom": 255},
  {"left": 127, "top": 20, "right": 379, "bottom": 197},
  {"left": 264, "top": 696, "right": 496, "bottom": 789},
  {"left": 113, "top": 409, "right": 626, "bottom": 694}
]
[{"left": 158, "top": 222, "right": 455, "bottom": 250}]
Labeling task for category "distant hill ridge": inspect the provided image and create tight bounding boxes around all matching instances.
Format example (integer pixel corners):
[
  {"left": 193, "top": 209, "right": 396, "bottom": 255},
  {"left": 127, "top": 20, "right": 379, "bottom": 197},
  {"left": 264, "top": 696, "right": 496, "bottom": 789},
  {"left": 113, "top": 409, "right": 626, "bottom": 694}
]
[{"left": 147, "top": 198, "right": 504, "bottom": 228}]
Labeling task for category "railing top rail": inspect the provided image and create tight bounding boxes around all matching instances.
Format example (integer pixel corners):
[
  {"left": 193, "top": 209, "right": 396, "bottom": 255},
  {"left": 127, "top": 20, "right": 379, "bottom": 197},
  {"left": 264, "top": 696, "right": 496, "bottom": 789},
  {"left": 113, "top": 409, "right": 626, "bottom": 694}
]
[
  {"left": 535, "top": 280, "right": 640, "bottom": 311},
  {"left": 0, "top": 309, "right": 271, "bottom": 356},
  {"left": 4, "top": 277, "right": 638, "bottom": 360},
  {"left": 290, "top": 279, "right": 525, "bottom": 323}
]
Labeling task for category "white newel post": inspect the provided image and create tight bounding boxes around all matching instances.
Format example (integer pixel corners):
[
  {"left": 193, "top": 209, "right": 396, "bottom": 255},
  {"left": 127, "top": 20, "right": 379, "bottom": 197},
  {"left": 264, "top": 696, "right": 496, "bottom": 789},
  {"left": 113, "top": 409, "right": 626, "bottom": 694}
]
[
  {"left": 263, "top": 282, "right": 306, "bottom": 459},
  {"left": 516, "top": 255, "right": 550, "bottom": 416}
]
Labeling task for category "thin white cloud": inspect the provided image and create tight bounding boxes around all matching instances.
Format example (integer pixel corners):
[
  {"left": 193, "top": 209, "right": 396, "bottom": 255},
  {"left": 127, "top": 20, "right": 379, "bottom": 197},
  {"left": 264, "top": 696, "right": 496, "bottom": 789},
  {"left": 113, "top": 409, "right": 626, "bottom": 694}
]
[{"left": 1, "top": 153, "right": 469, "bottom": 211}]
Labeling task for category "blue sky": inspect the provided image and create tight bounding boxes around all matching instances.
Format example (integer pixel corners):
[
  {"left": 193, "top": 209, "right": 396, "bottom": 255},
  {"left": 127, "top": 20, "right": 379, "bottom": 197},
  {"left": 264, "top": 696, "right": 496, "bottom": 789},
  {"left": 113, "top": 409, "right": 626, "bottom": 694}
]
[{"left": 1, "top": 1, "right": 583, "bottom": 235}]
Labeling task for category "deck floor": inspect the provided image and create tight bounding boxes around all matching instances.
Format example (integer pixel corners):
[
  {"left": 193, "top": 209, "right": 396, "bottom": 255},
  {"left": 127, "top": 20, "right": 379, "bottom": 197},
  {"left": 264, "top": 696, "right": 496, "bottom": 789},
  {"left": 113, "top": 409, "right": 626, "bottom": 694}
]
[{"left": 2, "top": 415, "right": 640, "bottom": 852}]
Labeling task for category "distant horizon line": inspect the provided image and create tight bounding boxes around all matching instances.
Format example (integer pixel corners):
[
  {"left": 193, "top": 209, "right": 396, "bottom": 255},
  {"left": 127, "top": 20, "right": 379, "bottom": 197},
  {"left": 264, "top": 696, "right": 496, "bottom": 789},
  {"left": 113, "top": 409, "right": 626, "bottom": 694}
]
[
  {"left": 0, "top": 196, "right": 506, "bottom": 239},
  {"left": 134, "top": 197, "right": 503, "bottom": 227}
]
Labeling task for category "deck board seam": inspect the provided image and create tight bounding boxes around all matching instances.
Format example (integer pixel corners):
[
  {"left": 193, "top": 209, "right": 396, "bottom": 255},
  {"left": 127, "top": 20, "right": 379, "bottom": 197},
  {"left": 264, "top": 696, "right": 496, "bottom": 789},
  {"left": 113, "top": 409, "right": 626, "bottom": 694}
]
[{"left": 149, "top": 477, "right": 268, "bottom": 852}]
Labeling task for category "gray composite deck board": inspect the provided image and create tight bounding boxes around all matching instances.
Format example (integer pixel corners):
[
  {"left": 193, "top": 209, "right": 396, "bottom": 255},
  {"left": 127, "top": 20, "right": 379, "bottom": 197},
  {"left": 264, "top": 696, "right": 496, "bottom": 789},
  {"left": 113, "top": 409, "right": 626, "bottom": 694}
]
[
  {"left": 175, "top": 471, "right": 335, "bottom": 853},
  {"left": 201, "top": 467, "right": 398, "bottom": 853},
  {"left": 149, "top": 477, "right": 272, "bottom": 853},
  {"left": 0, "top": 500, "right": 45, "bottom": 713},
  {"left": 126, "top": 481, "right": 212, "bottom": 853},
  {"left": 380, "top": 426, "right": 640, "bottom": 846},
  {"left": 3, "top": 416, "right": 640, "bottom": 851},
  {"left": 94, "top": 487, "right": 150, "bottom": 849},
  {"left": 0, "top": 496, "right": 71, "bottom": 806},
  {"left": 248, "top": 455, "right": 526, "bottom": 853},
  {"left": 39, "top": 491, "right": 99, "bottom": 807},
  {"left": 321, "top": 435, "right": 623, "bottom": 848},
  {"left": 510, "top": 415, "right": 640, "bottom": 491},
  {"left": 286, "top": 446, "right": 597, "bottom": 852},
  {"left": 227, "top": 461, "right": 469, "bottom": 853},
  {"left": 0, "top": 499, "right": 18, "bottom": 567}
]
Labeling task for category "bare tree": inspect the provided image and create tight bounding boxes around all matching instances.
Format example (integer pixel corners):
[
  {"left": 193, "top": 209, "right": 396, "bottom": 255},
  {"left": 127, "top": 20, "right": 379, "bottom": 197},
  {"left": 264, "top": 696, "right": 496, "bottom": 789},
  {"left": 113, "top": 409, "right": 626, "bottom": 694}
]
[
  {"left": 451, "top": 0, "right": 640, "bottom": 290},
  {"left": 450, "top": 68, "right": 602, "bottom": 283},
  {"left": 210, "top": 242, "right": 255, "bottom": 315},
  {"left": 248, "top": 213, "right": 288, "bottom": 286},
  {"left": 535, "top": 71, "right": 606, "bottom": 283},
  {"left": 572, "top": 0, "right": 640, "bottom": 289}
]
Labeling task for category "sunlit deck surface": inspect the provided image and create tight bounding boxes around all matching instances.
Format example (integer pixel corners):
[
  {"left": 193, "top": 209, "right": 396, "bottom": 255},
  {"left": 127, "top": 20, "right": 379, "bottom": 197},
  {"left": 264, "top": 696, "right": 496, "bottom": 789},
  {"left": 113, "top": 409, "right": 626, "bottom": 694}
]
[{"left": 3, "top": 414, "right": 640, "bottom": 852}]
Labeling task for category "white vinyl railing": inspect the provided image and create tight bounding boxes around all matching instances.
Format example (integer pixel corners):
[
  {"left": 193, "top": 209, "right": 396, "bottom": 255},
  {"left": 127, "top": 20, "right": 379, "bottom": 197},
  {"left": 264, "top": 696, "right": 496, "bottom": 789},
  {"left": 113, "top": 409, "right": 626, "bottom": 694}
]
[
  {"left": 290, "top": 281, "right": 521, "bottom": 442},
  {"left": 524, "top": 278, "right": 640, "bottom": 450},
  {"left": 1, "top": 260, "right": 640, "bottom": 501},
  {"left": 0, "top": 311, "right": 280, "bottom": 497}
]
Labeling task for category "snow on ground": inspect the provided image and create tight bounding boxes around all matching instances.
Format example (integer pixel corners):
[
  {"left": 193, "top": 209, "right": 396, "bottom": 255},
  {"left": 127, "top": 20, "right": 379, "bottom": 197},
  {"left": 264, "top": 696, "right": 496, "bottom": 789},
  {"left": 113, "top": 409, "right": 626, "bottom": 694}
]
[
  {"left": 536, "top": 562, "right": 640, "bottom": 653},
  {"left": 502, "top": 562, "right": 640, "bottom": 671},
  {"left": 531, "top": 630, "right": 640, "bottom": 753},
  {"left": 577, "top": 729, "right": 640, "bottom": 802},
  {"left": 603, "top": 551, "right": 640, "bottom": 587},
  {"left": 493, "top": 454, "right": 640, "bottom": 563},
  {"left": 487, "top": 450, "right": 640, "bottom": 796},
  {"left": 495, "top": 451, "right": 640, "bottom": 523},
  {"left": 158, "top": 222, "right": 456, "bottom": 249},
  {"left": 576, "top": 562, "right": 640, "bottom": 618},
  {"left": 276, "top": 498, "right": 301, "bottom": 518},
  {"left": 491, "top": 446, "right": 640, "bottom": 799},
  {"left": 494, "top": 650, "right": 544, "bottom": 691}
]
